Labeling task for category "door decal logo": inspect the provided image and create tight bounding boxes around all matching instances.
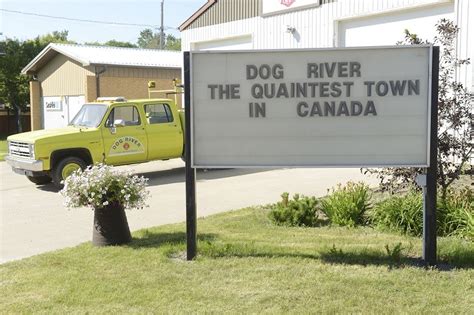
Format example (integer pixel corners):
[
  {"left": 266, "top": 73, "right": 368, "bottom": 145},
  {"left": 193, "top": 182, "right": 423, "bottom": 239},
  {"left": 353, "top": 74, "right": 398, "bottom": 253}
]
[
  {"left": 109, "top": 137, "right": 144, "bottom": 156},
  {"left": 281, "top": 0, "right": 295, "bottom": 7}
]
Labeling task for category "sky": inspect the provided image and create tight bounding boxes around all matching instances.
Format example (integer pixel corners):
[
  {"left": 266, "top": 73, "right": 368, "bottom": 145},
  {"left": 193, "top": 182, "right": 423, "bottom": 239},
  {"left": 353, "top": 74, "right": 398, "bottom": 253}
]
[{"left": 0, "top": 0, "right": 206, "bottom": 44}]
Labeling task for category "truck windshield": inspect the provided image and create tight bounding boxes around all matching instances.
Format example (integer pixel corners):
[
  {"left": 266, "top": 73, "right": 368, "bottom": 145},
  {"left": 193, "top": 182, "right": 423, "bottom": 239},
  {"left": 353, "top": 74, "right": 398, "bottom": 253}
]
[{"left": 69, "top": 104, "right": 107, "bottom": 127}]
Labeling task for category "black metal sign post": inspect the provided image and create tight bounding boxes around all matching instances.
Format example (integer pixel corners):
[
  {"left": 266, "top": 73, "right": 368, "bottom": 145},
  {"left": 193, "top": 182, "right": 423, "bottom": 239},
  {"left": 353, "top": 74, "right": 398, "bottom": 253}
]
[
  {"left": 184, "top": 51, "right": 197, "bottom": 260},
  {"left": 423, "top": 46, "right": 439, "bottom": 266}
]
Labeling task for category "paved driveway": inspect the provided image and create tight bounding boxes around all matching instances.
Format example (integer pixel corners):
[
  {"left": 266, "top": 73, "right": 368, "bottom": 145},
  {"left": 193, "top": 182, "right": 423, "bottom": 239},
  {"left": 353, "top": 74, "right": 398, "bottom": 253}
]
[{"left": 0, "top": 159, "right": 378, "bottom": 263}]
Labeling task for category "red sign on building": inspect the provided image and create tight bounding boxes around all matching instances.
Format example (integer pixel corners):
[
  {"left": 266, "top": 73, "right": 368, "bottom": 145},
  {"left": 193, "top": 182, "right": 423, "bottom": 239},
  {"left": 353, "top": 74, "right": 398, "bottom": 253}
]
[{"left": 281, "top": 0, "right": 295, "bottom": 7}]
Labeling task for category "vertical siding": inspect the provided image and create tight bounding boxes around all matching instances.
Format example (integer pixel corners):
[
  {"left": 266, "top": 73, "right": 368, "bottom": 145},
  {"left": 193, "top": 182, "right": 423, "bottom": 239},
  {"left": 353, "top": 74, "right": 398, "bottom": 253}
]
[
  {"left": 187, "top": 0, "right": 260, "bottom": 29},
  {"left": 38, "top": 54, "right": 92, "bottom": 96},
  {"left": 182, "top": 0, "right": 455, "bottom": 50},
  {"left": 182, "top": 0, "right": 474, "bottom": 89},
  {"left": 454, "top": 0, "right": 473, "bottom": 90},
  {"left": 181, "top": 0, "right": 474, "bottom": 88}
]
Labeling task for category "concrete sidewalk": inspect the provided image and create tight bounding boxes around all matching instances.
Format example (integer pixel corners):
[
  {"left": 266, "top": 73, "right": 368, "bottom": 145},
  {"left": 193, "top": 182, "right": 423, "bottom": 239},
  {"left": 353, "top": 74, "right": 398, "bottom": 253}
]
[{"left": 0, "top": 159, "right": 378, "bottom": 263}]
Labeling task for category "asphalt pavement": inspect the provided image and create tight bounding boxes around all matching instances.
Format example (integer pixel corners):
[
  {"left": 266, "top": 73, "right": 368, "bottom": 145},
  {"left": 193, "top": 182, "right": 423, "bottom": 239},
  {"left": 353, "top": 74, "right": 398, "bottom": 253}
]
[{"left": 0, "top": 159, "right": 378, "bottom": 263}]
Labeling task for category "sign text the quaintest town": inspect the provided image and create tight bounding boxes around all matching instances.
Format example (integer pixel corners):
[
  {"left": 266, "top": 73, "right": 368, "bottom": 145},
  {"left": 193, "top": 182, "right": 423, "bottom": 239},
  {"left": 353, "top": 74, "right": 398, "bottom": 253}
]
[{"left": 207, "top": 62, "right": 420, "bottom": 118}]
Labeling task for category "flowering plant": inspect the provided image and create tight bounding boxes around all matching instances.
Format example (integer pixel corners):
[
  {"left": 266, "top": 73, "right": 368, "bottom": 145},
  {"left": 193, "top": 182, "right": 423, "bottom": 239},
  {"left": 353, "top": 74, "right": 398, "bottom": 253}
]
[{"left": 60, "top": 163, "right": 150, "bottom": 210}]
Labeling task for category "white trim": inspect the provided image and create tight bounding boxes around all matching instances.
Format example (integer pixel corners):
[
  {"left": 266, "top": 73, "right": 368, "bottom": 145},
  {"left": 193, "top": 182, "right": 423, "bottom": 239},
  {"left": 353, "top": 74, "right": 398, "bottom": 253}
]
[
  {"left": 335, "top": 0, "right": 453, "bottom": 23},
  {"left": 189, "top": 44, "right": 433, "bottom": 55},
  {"left": 191, "top": 164, "right": 431, "bottom": 169},
  {"left": 427, "top": 46, "right": 434, "bottom": 167},
  {"left": 333, "top": 0, "right": 454, "bottom": 47},
  {"left": 190, "top": 34, "right": 254, "bottom": 51},
  {"left": 190, "top": 46, "right": 432, "bottom": 168},
  {"left": 189, "top": 53, "right": 195, "bottom": 167}
]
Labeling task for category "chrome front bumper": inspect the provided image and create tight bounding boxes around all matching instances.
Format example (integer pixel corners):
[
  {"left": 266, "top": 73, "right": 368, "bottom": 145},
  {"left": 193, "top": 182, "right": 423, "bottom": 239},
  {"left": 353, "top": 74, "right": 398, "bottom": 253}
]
[{"left": 5, "top": 155, "right": 44, "bottom": 172}]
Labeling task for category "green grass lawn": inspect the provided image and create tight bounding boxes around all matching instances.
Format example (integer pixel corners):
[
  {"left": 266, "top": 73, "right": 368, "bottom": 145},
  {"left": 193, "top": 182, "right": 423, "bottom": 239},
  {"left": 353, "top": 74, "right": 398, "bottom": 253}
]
[
  {"left": 0, "top": 135, "right": 7, "bottom": 161},
  {"left": 1, "top": 207, "right": 473, "bottom": 313}
]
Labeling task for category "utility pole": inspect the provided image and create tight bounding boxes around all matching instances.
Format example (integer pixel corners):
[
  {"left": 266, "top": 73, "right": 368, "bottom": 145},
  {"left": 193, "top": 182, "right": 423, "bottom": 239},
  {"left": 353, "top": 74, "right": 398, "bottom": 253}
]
[{"left": 160, "top": 0, "right": 165, "bottom": 50}]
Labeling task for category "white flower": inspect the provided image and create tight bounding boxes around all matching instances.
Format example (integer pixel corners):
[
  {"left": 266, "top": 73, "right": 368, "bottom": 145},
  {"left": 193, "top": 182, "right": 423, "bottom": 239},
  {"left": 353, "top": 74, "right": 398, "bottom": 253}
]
[{"left": 60, "top": 163, "right": 149, "bottom": 211}]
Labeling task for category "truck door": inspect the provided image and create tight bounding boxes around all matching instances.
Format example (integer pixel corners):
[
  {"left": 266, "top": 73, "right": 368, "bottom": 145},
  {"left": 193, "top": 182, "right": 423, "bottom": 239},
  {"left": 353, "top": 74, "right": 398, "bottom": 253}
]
[
  {"left": 144, "top": 103, "right": 183, "bottom": 160},
  {"left": 101, "top": 104, "right": 148, "bottom": 165}
]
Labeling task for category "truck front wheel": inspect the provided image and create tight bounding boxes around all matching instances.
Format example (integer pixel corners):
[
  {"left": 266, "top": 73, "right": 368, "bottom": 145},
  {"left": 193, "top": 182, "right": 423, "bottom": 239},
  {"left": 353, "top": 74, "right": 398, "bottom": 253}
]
[
  {"left": 52, "top": 157, "right": 86, "bottom": 188},
  {"left": 27, "top": 175, "right": 52, "bottom": 185}
]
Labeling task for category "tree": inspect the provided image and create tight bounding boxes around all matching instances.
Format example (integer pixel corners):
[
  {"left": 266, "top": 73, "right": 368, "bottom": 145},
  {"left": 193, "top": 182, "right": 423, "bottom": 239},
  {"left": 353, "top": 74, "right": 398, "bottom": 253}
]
[
  {"left": 364, "top": 19, "right": 473, "bottom": 204},
  {"left": 104, "top": 40, "right": 137, "bottom": 48},
  {"left": 137, "top": 29, "right": 181, "bottom": 50},
  {"left": 165, "top": 34, "right": 181, "bottom": 51},
  {"left": 137, "top": 28, "right": 160, "bottom": 49},
  {"left": 0, "top": 30, "right": 73, "bottom": 133},
  {"left": 85, "top": 40, "right": 137, "bottom": 48},
  {"left": 34, "top": 30, "right": 71, "bottom": 46}
]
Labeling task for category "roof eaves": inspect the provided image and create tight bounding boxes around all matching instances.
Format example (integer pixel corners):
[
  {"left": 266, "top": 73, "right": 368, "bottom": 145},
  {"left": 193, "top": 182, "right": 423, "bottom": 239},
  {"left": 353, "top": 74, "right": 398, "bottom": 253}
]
[
  {"left": 21, "top": 43, "right": 90, "bottom": 75},
  {"left": 21, "top": 43, "right": 54, "bottom": 75},
  {"left": 50, "top": 44, "right": 90, "bottom": 67},
  {"left": 179, "top": 0, "right": 217, "bottom": 31},
  {"left": 89, "top": 62, "right": 181, "bottom": 69}
]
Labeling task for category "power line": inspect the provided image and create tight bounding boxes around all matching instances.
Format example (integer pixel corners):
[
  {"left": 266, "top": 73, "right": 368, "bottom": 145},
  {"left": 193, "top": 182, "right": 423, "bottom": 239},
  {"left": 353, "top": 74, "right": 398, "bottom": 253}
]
[{"left": 0, "top": 8, "right": 177, "bottom": 30}]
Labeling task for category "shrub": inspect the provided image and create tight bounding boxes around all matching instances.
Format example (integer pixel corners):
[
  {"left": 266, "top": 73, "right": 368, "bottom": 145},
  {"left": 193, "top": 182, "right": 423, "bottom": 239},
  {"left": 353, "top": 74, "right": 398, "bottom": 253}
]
[
  {"left": 269, "top": 192, "right": 321, "bottom": 227},
  {"left": 438, "top": 187, "right": 473, "bottom": 239},
  {"left": 320, "top": 182, "right": 372, "bottom": 227},
  {"left": 371, "top": 187, "right": 473, "bottom": 238},
  {"left": 370, "top": 190, "right": 423, "bottom": 236}
]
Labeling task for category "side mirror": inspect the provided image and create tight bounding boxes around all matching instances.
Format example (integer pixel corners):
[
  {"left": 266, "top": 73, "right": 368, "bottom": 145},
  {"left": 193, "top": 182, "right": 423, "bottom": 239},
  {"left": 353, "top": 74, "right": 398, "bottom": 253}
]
[{"left": 113, "top": 119, "right": 126, "bottom": 127}]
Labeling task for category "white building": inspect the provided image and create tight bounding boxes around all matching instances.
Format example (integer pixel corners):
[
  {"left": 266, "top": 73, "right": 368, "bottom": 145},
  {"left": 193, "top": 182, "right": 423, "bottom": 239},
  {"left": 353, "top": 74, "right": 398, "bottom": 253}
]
[{"left": 180, "top": 0, "right": 473, "bottom": 91}]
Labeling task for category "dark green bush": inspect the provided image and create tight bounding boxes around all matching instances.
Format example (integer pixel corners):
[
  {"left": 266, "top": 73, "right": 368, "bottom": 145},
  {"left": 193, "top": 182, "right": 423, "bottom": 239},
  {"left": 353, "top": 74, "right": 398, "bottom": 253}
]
[
  {"left": 370, "top": 190, "right": 423, "bottom": 236},
  {"left": 371, "top": 187, "right": 473, "bottom": 239},
  {"left": 320, "top": 182, "right": 372, "bottom": 227},
  {"left": 269, "top": 192, "right": 321, "bottom": 227},
  {"left": 438, "top": 187, "right": 473, "bottom": 239}
]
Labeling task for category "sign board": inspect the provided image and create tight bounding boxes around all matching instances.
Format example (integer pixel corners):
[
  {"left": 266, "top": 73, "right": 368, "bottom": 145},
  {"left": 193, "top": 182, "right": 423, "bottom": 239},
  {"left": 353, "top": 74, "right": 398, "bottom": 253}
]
[
  {"left": 262, "top": 0, "right": 320, "bottom": 16},
  {"left": 44, "top": 97, "right": 63, "bottom": 111},
  {"left": 190, "top": 46, "right": 432, "bottom": 168}
]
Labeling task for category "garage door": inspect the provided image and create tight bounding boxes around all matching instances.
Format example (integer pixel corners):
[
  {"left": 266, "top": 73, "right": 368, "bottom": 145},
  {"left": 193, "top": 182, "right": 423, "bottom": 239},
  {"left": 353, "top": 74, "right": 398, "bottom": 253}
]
[
  {"left": 42, "top": 95, "right": 85, "bottom": 129},
  {"left": 192, "top": 35, "right": 252, "bottom": 51},
  {"left": 67, "top": 95, "right": 85, "bottom": 122},
  {"left": 338, "top": 4, "right": 453, "bottom": 47}
]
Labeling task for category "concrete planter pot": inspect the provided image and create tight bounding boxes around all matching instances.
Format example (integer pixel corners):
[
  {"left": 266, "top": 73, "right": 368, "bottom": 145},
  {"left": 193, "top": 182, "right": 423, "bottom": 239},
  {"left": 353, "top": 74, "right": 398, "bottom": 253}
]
[{"left": 92, "top": 202, "right": 132, "bottom": 246}]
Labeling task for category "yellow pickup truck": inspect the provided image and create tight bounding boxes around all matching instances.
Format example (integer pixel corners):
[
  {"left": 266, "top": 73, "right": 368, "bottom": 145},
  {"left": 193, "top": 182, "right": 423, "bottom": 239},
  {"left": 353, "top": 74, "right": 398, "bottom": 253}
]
[{"left": 6, "top": 97, "right": 185, "bottom": 187}]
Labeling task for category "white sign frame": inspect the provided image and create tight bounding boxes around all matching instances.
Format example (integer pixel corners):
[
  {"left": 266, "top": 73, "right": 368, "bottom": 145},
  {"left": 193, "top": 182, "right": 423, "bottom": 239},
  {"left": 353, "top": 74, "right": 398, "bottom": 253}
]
[{"left": 190, "top": 46, "right": 433, "bottom": 169}]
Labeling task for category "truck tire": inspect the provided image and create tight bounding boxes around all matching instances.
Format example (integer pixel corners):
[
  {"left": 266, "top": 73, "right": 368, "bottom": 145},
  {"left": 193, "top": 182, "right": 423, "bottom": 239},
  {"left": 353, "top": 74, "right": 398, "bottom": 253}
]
[
  {"left": 52, "top": 156, "right": 86, "bottom": 188},
  {"left": 26, "top": 175, "right": 52, "bottom": 185}
]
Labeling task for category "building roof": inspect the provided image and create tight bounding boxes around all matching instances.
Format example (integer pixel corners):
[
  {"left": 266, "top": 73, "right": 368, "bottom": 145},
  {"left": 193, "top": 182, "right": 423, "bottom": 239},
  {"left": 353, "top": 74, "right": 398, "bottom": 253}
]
[
  {"left": 179, "top": 0, "right": 216, "bottom": 31},
  {"left": 22, "top": 43, "right": 182, "bottom": 75}
]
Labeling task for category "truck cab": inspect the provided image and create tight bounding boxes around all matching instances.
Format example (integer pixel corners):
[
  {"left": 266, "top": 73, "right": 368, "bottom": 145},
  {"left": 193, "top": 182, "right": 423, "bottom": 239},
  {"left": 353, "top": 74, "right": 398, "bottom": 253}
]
[{"left": 6, "top": 97, "right": 185, "bottom": 188}]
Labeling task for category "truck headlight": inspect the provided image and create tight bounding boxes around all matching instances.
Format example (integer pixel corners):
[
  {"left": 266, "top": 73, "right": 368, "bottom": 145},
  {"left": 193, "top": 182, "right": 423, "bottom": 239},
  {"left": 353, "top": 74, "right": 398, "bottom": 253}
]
[{"left": 29, "top": 143, "right": 35, "bottom": 159}]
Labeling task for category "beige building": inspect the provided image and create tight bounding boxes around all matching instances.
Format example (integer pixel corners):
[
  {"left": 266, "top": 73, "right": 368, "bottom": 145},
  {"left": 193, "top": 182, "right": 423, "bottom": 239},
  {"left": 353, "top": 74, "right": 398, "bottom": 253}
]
[{"left": 22, "top": 43, "right": 182, "bottom": 130}]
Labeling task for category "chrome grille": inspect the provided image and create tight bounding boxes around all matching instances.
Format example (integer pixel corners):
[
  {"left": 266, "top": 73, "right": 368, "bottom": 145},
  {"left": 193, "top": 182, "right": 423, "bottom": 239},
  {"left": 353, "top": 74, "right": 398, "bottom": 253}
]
[{"left": 8, "top": 141, "right": 33, "bottom": 158}]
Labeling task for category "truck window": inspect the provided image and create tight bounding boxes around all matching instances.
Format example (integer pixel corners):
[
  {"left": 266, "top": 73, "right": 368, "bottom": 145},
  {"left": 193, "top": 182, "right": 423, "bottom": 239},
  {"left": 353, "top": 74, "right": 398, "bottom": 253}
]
[
  {"left": 105, "top": 106, "right": 141, "bottom": 127},
  {"left": 145, "top": 104, "right": 174, "bottom": 124},
  {"left": 70, "top": 104, "right": 107, "bottom": 127}
]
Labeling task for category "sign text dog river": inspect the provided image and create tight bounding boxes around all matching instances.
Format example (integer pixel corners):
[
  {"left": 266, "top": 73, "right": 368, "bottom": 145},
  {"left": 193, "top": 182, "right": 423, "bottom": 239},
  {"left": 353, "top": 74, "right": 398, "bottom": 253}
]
[{"left": 190, "top": 46, "right": 432, "bottom": 168}]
